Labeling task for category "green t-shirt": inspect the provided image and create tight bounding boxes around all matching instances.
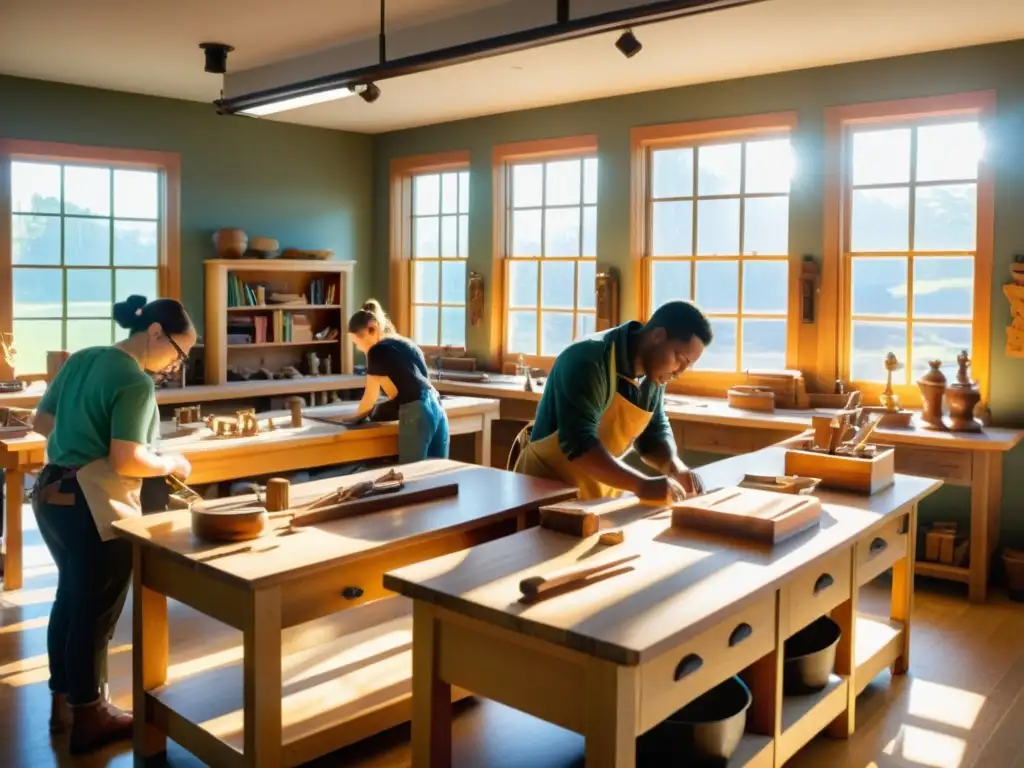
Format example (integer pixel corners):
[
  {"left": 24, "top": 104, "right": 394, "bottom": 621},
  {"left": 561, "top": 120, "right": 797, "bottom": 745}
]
[
  {"left": 37, "top": 346, "right": 159, "bottom": 468},
  {"left": 530, "top": 321, "right": 675, "bottom": 460}
]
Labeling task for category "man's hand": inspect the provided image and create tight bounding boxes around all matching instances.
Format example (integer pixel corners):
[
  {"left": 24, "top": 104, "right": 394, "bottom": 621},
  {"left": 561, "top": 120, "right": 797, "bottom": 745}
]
[
  {"left": 636, "top": 476, "right": 687, "bottom": 505},
  {"left": 670, "top": 468, "right": 704, "bottom": 497}
]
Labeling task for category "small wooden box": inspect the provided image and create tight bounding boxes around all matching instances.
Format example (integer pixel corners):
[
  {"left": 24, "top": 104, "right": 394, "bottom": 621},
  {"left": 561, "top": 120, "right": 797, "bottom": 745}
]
[
  {"left": 784, "top": 440, "right": 895, "bottom": 495},
  {"left": 671, "top": 487, "right": 822, "bottom": 544}
]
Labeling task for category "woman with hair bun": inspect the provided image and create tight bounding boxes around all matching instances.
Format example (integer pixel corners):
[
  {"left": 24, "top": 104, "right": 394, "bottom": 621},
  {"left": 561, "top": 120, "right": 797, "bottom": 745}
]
[
  {"left": 347, "top": 299, "right": 449, "bottom": 461},
  {"left": 29, "top": 295, "right": 196, "bottom": 753}
]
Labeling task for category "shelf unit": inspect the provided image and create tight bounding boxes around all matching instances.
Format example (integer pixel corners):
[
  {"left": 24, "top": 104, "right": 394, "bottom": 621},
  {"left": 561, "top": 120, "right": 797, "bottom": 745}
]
[{"left": 204, "top": 259, "right": 356, "bottom": 386}]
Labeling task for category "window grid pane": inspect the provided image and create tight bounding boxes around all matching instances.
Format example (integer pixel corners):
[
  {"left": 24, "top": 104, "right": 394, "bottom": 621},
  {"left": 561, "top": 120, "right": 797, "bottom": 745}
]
[
  {"left": 410, "top": 170, "right": 468, "bottom": 347},
  {"left": 506, "top": 155, "right": 598, "bottom": 358},
  {"left": 845, "top": 120, "right": 980, "bottom": 384},
  {"left": 9, "top": 160, "right": 161, "bottom": 375},
  {"left": 646, "top": 137, "right": 792, "bottom": 372}
]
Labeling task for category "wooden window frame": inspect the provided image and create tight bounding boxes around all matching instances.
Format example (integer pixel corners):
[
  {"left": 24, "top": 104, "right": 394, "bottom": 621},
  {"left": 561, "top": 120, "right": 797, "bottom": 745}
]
[
  {"left": 492, "top": 135, "right": 599, "bottom": 374},
  {"left": 820, "top": 91, "right": 996, "bottom": 410},
  {"left": 388, "top": 151, "right": 471, "bottom": 359},
  {"left": 631, "top": 112, "right": 800, "bottom": 397},
  {"left": 0, "top": 139, "right": 181, "bottom": 380}
]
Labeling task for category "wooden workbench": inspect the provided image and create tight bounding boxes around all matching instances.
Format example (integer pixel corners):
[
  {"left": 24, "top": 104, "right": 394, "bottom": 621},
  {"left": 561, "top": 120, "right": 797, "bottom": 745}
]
[
  {"left": 385, "top": 447, "right": 942, "bottom": 767},
  {"left": 112, "top": 459, "right": 575, "bottom": 768},
  {"left": 0, "top": 396, "right": 497, "bottom": 590},
  {"left": 428, "top": 376, "right": 1023, "bottom": 602}
]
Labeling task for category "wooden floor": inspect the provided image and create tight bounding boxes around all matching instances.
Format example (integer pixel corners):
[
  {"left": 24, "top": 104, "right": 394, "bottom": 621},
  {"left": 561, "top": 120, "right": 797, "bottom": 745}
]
[{"left": 3, "top": 503, "right": 1024, "bottom": 768}]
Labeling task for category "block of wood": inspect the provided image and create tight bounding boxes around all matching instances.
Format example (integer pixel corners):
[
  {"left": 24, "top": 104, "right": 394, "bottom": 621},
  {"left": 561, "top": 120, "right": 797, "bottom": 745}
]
[
  {"left": 670, "top": 486, "right": 822, "bottom": 544},
  {"left": 538, "top": 496, "right": 635, "bottom": 538}
]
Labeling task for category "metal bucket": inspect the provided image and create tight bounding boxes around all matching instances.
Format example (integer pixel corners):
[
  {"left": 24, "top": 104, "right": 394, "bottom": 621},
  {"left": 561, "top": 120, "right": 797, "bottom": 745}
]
[
  {"left": 783, "top": 615, "right": 842, "bottom": 694},
  {"left": 638, "top": 675, "right": 752, "bottom": 766}
]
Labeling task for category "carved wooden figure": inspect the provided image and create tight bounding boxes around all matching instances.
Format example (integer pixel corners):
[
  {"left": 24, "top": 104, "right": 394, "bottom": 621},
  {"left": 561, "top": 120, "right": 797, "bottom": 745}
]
[{"left": 880, "top": 352, "right": 901, "bottom": 412}]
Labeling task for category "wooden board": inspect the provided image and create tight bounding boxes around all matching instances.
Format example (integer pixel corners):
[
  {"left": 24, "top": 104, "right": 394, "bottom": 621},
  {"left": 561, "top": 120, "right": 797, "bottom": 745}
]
[
  {"left": 292, "top": 479, "right": 460, "bottom": 526},
  {"left": 670, "top": 486, "right": 822, "bottom": 544}
]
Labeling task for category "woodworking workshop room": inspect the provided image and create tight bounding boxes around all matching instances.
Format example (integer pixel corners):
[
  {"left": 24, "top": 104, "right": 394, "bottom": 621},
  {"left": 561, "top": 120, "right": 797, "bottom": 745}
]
[{"left": 3, "top": 0, "right": 1024, "bottom": 767}]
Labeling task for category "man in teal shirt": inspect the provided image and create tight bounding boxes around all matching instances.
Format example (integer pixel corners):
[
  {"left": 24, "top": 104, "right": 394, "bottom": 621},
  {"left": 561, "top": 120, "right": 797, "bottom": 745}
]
[{"left": 515, "top": 301, "right": 712, "bottom": 502}]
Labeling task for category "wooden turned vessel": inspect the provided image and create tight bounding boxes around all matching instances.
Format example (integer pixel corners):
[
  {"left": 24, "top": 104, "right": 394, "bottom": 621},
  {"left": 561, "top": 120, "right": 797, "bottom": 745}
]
[
  {"left": 917, "top": 360, "right": 948, "bottom": 431},
  {"left": 945, "top": 350, "right": 982, "bottom": 433}
]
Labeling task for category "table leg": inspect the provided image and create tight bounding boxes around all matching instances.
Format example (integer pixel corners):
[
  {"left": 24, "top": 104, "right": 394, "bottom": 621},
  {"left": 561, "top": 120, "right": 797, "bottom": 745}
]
[
  {"left": 3, "top": 469, "right": 23, "bottom": 590},
  {"left": 411, "top": 602, "right": 451, "bottom": 768},
  {"left": 244, "top": 587, "right": 282, "bottom": 767},
  {"left": 968, "top": 452, "right": 1000, "bottom": 602},
  {"left": 891, "top": 503, "right": 917, "bottom": 674},
  {"left": 475, "top": 416, "right": 493, "bottom": 468},
  {"left": 827, "top": 554, "right": 859, "bottom": 738},
  {"left": 584, "top": 659, "right": 637, "bottom": 768},
  {"left": 132, "top": 547, "right": 168, "bottom": 763}
]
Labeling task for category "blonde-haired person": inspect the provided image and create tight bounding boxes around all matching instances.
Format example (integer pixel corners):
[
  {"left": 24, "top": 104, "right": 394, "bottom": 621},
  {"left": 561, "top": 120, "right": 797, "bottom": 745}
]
[{"left": 347, "top": 300, "right": 450, "bottom": 461}]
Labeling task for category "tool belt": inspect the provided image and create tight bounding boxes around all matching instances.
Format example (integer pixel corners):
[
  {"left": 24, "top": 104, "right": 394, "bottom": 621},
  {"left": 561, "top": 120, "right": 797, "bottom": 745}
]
[{"left": 33, "top": 465, "right": 81, "bottom": 507}]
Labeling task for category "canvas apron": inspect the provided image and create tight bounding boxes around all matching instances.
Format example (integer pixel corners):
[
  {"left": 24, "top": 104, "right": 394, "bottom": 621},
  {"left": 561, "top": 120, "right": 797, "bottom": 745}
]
[
  {"left": 71, "top": 460, "right": 143, "bottom": 542},
  {"left": 513, "top": 342, "right": 653, "bottom": 500}
]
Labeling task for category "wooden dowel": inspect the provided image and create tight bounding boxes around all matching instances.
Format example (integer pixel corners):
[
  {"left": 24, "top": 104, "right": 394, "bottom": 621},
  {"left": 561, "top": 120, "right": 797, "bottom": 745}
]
[
  {"left": 265, "top": 478, "right": 290, "bottom": 512},
  {"left": 287, "top": 396, "right": 304, "bottom": 428},
  {"left": 518, "top": 553, "right": 640, "bottom": 598}
]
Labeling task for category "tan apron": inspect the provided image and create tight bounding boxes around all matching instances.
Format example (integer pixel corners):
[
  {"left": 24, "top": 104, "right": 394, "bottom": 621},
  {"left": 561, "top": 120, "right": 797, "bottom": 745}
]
[
  {"left": 513, "top": 342, "right": 654, "bottom": 500},
  {"left": 76, "top": 460, "right": 144, "bottom": 541}
]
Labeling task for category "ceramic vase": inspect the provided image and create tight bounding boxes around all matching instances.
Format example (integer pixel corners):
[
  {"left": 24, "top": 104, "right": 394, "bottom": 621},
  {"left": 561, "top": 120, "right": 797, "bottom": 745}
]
[{"left": 213, "top": 228, "right": 248, "bottom": 259}]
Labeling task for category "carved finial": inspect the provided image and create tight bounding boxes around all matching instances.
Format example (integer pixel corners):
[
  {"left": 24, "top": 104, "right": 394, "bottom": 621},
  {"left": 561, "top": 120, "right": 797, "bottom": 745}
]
[
  {"left": 956, "top": 350, "right": 971, "bottom": 386},
  {"left": 884, "top": 352, "right": 900, "bottom": 373}
]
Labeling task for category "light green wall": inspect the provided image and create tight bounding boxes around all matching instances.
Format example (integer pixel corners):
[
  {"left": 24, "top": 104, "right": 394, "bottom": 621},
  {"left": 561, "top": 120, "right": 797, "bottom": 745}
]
[
  {"left": 0, "top": 74, "right": 374, "bottom": 332},
  {"left": 371, "top": 40, "right": 1024, "bottom": 539}
]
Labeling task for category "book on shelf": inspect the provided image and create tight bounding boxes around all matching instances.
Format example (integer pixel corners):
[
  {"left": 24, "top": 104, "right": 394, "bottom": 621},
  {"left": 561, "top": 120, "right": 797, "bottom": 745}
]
[{"left": 227, "top": 272, "right": 338, "bottom": 308}]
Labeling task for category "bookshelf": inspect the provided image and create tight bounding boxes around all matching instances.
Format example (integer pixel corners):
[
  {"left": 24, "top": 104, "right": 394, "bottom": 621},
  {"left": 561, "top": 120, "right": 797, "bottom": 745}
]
[{"left": 203, "top": 259, "right": 356, "bottom": 386}]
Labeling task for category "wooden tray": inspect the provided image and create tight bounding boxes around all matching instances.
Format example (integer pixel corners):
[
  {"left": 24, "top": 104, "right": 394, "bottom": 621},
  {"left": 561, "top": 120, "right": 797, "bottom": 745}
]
[
  {"left": 727, "top": 385, "right": 775, "bottom": 412},
  {"left": 670, "top": 486, "right": 822, "bottom": 544},
  {"left": 784, "top": 439, "right": 895, "bottom": 495},
  {"left": 860, "top": 406, "right": 913, "bottom": 429}
]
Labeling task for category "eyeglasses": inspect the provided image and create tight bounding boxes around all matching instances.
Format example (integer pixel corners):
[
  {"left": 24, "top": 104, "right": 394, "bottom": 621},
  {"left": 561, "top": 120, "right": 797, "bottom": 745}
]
[{"left": 163, "top": 329, "right": 189, "bottom": 367}]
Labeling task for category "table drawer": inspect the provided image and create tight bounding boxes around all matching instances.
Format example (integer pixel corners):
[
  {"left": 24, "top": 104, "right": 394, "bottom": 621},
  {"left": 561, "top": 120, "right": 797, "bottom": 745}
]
[
  {"left": 782, "top": 549, "right": 852, "bottom": 637},
  {"left": 894, "top": 446, "right": 972, "bottom": 485},
  {"left": 856, "top": 516, "right": 907, "bottom": 586},
  {"left": 682, "top": 423, "right": 755, "bottom": 455},
  {"left": 639, "top": 595, "right": 776, "bottom": 733}
]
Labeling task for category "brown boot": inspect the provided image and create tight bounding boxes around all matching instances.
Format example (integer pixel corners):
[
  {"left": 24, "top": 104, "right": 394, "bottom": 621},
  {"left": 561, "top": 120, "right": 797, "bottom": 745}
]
[
  {"left": 49, "top": 693, "right": 71, "bottom": 734},
  {"left": 69, "top": 700, "right": 133, "bottom": 755}
]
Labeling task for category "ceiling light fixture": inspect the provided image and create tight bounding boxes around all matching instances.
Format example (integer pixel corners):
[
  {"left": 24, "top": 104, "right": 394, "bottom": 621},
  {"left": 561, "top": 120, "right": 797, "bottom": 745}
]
[
  {"left": 615, "top": 29, "right": 642, "bottom": 58},
  {"left": 199, "top": 42, "right": 234, "bottom": 75},
  {"left": 215, "top": 0, "right": 764, "bottom": 116},
  {"left": 357, "top": 82, "right": 382, "bottom": 103},
  {"left": 238, "top": 86, "right": 362, "bottom": 117}
]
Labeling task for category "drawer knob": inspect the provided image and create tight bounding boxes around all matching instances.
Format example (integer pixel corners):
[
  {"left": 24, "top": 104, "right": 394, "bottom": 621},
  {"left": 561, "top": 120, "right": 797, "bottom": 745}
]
[
  {"left": 341, "top": 586, "right": 364, "bottom": 600},
  {"left": 869, "top": 537, "right": 888, "bottom": 556},
  {"left": 814, "top": 573, "right": 834, "bottom": 594},
  {"left": 728, "top": 623, "right": 753, "bottom": 647},
  {"left": 674, "top": 653, "right": 704, "bottom": 681}
]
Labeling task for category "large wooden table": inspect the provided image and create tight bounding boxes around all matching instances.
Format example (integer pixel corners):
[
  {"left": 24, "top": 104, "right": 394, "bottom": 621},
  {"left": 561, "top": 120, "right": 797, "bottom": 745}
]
[
  {"left": 429, "top": 376, "right": 1023, "bottom": 602},
  {"left": 112, "top": 459, "right": 575, "bottom": 768},
  {"left": 385, "top": 446, "right": 942, "bottom": 768},
  {"left": 0, "top": 395, "right": 497, "bottom": 590}
]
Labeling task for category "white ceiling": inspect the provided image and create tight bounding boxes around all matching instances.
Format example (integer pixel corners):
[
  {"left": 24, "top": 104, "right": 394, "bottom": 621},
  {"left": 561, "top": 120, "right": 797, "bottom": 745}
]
[{"left": 2, "top": 0, "right": 1023, "bottom": 134}]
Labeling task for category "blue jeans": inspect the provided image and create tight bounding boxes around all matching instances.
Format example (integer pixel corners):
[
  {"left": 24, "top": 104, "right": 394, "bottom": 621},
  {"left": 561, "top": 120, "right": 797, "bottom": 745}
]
[{"left": 398, "top": 394, "right": 449, "bottom": 463}]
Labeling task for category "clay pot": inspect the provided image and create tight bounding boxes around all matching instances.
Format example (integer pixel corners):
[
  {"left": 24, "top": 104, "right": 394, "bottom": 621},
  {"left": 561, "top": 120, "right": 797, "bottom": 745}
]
[{"left": 213, "top": 228, "right": 248, "bottom": 259}]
